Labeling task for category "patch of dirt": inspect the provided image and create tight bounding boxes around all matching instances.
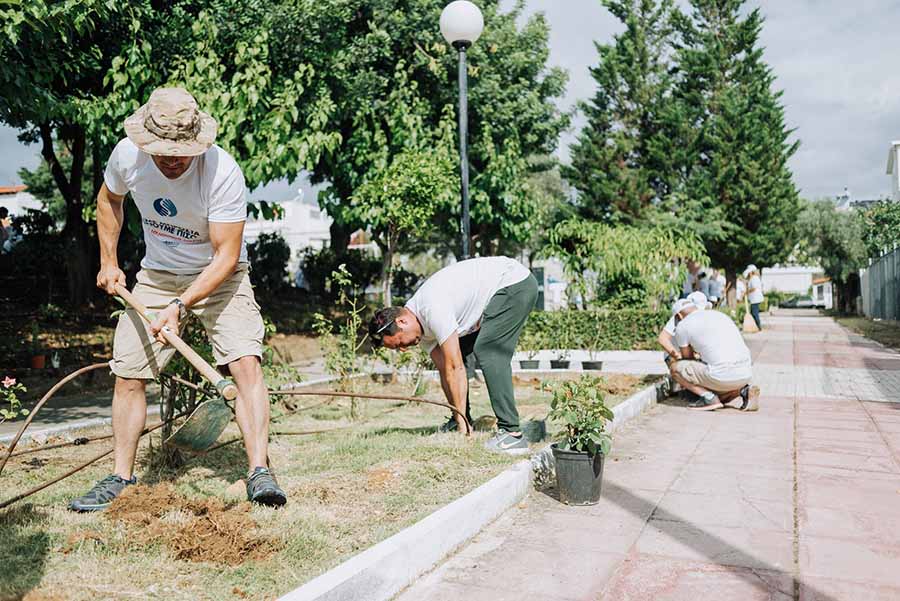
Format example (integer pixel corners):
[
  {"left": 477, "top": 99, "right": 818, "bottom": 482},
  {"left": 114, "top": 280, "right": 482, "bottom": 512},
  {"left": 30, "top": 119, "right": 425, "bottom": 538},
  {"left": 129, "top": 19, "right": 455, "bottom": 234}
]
[
  {"left": 601, "top": 374, "right": 641, "bottom": 395},
  {"left": 20, "top": 591, "right": 68, "bottom": 601},
  {"left": 364, "top": 466, "right": 400, "bottom": 492},
  {"left": 268, "top": 334, "right": 322, "bottom": 363},
  {"left": 472, "top": 415, "right": 497, "bottom": 431},
  {"left": 106, "top": 483, "right": 280, "bottom": 566},
  {"left": 62, "top": 529, "right": 105, "bottom": 553}
]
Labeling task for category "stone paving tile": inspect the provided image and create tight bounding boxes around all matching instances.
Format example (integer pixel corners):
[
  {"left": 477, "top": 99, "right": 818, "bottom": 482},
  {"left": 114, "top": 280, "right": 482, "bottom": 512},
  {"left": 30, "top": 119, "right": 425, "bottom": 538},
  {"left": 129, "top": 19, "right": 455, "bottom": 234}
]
[
  {"left": 600, "top": 554, "right": 794, "bottom": 601},
  {"left": 800, "top": 535, "right": 900, "bottom": 588},
  {"left": 799, "top": 504, "right": 900, "bottom": 546},
  {"left": 799, "top": 577, "right": 900, "bottom": 601},
  {"left": 652, "top": 491, "right": 793, "bottom": 532}
]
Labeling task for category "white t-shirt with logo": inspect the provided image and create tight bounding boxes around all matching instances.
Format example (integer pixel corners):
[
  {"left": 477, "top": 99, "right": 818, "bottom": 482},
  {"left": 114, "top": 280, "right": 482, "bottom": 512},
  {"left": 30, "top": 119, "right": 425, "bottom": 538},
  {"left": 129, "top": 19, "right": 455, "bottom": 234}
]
[
  {"left": 104, "top": 138, "right": 249, "bottom": 274},
  {"left": 675, "top": 310, "right": 752, "bottom": 381},
  {"left": 748, "top": 275, "right": 764, "bottom": 304},
  {"left": 405, "top": 257, "right": 531, "bottom": 352}
]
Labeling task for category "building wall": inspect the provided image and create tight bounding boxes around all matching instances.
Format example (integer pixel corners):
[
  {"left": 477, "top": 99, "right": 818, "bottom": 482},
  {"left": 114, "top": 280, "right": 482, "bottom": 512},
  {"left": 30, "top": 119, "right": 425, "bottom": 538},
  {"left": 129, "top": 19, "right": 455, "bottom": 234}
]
[
  {"left": 761, "top": 266, "right": 819, "bottom": 294},
  {"left": 243, "top": 196, "right": 332, "bottom": 275}
]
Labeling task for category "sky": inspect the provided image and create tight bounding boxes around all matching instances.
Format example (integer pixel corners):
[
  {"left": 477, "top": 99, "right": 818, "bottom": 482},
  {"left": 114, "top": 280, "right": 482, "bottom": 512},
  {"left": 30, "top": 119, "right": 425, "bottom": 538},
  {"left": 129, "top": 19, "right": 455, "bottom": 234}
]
[{"left": 2, "top": 0, "right": 899, "bottom": 202}]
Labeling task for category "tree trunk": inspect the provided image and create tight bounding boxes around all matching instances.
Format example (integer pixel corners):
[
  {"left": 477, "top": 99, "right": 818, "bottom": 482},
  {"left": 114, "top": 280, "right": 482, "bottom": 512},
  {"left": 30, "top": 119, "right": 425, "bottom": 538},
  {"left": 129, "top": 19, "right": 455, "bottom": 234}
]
[
  {"left": 40, "top": 123, "right": 94, "bottom": 306},
  {"left": 380, "top": 241, "right": 393, "bottom": 307},
  {"left": 725, "top": 267, "right": 738, "bottom": 308},
  {"left": 330, "top": 220, "right": 352, "bottom": 256}
]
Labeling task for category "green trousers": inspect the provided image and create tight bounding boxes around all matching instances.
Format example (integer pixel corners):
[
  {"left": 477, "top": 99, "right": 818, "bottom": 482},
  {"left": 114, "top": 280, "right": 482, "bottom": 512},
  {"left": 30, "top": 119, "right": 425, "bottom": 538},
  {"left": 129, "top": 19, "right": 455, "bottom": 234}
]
[{"left": 459, "top": 274, "right": 538, "bottom": 431}]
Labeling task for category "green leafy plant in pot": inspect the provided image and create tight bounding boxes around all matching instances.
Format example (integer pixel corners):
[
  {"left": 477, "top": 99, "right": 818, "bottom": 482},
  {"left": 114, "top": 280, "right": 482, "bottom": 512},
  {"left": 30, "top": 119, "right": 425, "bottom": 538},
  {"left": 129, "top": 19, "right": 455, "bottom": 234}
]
[
  {"left": 549, "top": 317, "right": 573, "bottom": 369},
  {"left": 548, "top": 375, "right": 613, "bottom": 505},
  {"left": 517, "top": 328, "right": 542, "bottom": 370}
]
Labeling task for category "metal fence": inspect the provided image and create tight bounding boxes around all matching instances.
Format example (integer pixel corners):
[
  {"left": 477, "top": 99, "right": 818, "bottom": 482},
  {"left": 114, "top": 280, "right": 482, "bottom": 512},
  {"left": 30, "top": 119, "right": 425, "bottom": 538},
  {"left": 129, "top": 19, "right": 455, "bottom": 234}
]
[{"left": 862, "top": 247, "right": 900, "bottom": 320}]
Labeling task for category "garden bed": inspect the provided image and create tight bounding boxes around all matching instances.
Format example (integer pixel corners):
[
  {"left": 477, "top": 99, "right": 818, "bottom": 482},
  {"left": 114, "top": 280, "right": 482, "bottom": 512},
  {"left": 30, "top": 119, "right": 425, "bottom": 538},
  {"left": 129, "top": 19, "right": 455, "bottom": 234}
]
[{"left": 0, "top": 373, "right": 656, "bottom": 601}]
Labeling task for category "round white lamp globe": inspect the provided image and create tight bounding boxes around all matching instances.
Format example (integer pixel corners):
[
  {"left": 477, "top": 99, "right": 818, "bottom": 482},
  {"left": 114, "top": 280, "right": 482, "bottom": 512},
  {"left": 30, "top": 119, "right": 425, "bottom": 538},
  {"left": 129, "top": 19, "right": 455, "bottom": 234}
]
[{"left": 440, "top": 1, "right": 484, "bottom": 46}]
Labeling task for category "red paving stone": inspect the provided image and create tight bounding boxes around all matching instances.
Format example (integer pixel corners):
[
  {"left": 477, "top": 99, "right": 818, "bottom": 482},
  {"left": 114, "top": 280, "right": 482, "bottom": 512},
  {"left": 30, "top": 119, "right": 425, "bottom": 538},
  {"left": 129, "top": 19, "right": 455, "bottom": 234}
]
[{"left": 397, "top": 313, "right": 900, "bottom": 601}]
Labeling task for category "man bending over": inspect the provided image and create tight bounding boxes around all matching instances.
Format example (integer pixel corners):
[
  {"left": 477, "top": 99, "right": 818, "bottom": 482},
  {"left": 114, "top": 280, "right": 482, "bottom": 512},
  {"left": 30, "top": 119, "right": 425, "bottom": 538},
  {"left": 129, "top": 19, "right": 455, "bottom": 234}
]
[{"left": 369, "top": 257, "right": 538, "bottom": 455}]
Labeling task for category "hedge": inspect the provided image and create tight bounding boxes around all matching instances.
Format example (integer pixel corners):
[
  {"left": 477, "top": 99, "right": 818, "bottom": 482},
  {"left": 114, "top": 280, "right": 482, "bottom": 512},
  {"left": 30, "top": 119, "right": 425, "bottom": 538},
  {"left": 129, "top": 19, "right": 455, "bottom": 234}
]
[{"left": 520, "top": 309, "right": 670, "bottom": 352}]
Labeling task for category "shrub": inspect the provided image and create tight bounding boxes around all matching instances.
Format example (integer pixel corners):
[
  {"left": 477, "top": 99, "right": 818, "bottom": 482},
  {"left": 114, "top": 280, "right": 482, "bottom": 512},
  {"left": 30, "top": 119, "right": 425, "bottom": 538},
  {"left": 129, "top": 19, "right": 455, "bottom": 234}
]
[
  {"left": 298, "top": 247, "right": 381, "bottom": 301},
  {"left": 521, "top": 309, "right": 669, "bottom": 352},
  {"left": 547, "top": 375, "right": 614, "bottom": 455},
  {"left": 248, "top": 232, "right": 291, "bottom": 293}
]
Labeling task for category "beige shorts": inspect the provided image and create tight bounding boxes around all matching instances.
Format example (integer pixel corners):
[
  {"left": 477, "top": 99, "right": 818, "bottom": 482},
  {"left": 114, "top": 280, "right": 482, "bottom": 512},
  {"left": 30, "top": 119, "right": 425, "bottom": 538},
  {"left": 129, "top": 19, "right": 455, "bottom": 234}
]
[
  {"left": 110, "top": 265, "right": 264, "bottom": 379},
  {"left": 671, "top": 360, "right": 750, "bottom": 393}
]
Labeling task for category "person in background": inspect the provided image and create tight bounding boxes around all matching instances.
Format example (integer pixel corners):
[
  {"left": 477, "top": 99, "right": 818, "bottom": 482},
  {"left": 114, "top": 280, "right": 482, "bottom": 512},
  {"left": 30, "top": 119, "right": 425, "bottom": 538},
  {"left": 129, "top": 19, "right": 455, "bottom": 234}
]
[
  {"left": 698, "top": 272, "right": 710, "bottom": 299},
  {"left": 0, "top": 207, "right": 9, "bottom": 252},
  {"left": 708, "top": 269, "right": 724, "bottom": 306},
  {"left": 744, "top": 264, "right": 764, "bottom": 330}
]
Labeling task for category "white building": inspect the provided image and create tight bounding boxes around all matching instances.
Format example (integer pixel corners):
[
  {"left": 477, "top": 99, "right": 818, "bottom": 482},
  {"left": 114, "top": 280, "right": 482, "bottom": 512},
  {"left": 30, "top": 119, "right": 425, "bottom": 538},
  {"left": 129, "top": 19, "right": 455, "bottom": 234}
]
[
  {"left": 812, "top": 277, "right": 834, "bottom": 310},
  {"left": 0, "top": 185, "right": 41, "bottom": 216},
  {"left": 887, "top": 141, "right": 900, "bottom": 202},
  {"left": 243, "top": 188, "right": 332, "bottom": 276},
  {"left": 760, "top": 265, "right": 820, "bottom": 295}
]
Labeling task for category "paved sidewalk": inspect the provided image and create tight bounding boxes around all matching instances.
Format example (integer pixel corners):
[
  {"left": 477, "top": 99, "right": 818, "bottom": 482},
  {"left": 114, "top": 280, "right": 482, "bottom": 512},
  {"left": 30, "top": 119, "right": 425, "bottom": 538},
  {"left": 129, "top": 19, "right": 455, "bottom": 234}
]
[{"left": 396, "top": 310, "right": 900, "bottom": 601}]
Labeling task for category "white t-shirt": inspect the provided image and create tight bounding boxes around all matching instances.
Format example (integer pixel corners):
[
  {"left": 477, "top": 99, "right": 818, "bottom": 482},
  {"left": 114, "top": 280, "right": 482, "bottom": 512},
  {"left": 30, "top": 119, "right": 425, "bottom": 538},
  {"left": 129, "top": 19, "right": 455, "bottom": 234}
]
[
  {"left": 405, "top": 257, "right": 531, "bottom": 351},
  {"left": 748, "top": 275, "right": 764, "bottom": 304},
  {"left": 675, "top": 310, "right": 752, "bottom": 381},
  {"left": 104, "top": 138, "right": 249, "bottom": 274}
]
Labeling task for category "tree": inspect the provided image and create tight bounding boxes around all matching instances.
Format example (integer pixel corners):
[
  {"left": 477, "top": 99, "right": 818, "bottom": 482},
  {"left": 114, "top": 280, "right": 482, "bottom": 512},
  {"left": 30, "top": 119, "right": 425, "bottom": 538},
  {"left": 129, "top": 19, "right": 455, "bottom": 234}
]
[
  {"left": 564, "top": 0, "right": 678, "bottom": 224},
  {"left": 664, "top": 0, "right": 801, "bottom": 299},
  {"left": 1, "top": 1, "right": 341, "bottom": 305},
  {"left": 351, "top": 71, "right": 457, "bottom": 305},
  {"left": 861, "top": 200, "right": 900, "bottom": 258},
  {"left": 543, "top": 219, "right": 708, "bottom": 310},
  {"left": 308, "top": 0, "right": 569, "bottom": 257},
  {"left": 796, "top": 199, "right": 867, "bottom": 313}
]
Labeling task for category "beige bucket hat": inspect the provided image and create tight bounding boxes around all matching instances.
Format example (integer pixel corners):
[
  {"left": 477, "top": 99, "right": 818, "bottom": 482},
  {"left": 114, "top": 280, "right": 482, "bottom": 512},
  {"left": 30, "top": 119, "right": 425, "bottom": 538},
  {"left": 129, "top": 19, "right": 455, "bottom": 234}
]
[{"left": 124, "top": 87, "right": 217, "bottom": 157}]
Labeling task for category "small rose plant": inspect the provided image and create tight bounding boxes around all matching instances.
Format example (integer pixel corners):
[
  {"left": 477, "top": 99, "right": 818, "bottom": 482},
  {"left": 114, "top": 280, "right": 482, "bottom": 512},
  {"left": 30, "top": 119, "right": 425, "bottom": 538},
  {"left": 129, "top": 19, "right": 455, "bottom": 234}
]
[{"left": 1, "top": 376, "right": 29, "bottom": 423}]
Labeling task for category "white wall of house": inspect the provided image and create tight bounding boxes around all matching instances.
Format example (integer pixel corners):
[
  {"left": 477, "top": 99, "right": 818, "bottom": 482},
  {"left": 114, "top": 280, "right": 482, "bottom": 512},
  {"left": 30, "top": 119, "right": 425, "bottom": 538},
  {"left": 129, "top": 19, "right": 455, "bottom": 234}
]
[
  {"left": 761, "top": 265, "right": 819, "bottom": 294},
  {"left": 812, "top": 280, "right": 834, "bottom": 310},
  {"left": 0, "top": 190, "right": 41, "bottom": 216},
  {"left": 243, "top": 190, "right": 332, "bottom": 276},
  {"left": 887, "top": 141, "right": 900, "bottom": 202}
]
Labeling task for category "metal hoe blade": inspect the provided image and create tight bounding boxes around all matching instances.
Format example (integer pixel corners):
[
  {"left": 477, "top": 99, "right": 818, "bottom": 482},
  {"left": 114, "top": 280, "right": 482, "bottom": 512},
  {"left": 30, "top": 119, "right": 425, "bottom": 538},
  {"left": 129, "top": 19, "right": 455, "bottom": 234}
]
[{"left": 164, "top": 398, "right": 232, "bottom": 452}]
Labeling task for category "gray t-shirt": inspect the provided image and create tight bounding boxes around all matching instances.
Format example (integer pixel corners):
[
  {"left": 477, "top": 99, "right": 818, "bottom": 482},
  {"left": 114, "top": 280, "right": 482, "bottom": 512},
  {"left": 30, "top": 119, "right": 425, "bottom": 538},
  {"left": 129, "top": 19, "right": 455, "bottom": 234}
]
[
  {"left": 675, "top": 310, "right": 752, "bottom": 381},
  {"left": 405, "top": 257, "right": 531, "bottom": 351}
]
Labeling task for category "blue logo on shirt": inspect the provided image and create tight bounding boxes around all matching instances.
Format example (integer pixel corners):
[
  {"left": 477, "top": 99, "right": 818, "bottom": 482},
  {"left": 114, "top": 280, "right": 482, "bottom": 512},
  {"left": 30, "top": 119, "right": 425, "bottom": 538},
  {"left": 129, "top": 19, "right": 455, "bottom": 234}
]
[{"left": 153, "top": 197, "right": 178, "bottom": 217}]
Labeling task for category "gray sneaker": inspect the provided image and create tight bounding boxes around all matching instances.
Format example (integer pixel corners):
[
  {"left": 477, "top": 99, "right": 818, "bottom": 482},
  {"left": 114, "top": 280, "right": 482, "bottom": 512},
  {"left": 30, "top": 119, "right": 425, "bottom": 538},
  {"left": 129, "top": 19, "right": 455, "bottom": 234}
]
[
  {"left": 484, "top": 430, "right": 530, "bottom": 455},
  {"left": 68, "top": 474, "right": 137, "bottom": 512},
  {"left": 246, "top": 467, "right": 287, "bottom": 507},
  {"left": 740, "top": 385, "right": 760, "bottom": 411},
  {"left": 688, "top": 392, "right": 724, "bottom": 411}
]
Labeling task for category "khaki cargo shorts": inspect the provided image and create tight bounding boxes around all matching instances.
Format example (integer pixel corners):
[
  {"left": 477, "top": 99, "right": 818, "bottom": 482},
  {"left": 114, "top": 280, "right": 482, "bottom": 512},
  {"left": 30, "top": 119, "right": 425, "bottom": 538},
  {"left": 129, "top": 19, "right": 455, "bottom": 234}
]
[
  {"left": 110, "top": 265, "right": 264, "bottom": 380},
  {"left": 671, "top": 360, "right": 751, "bottom": 393}
]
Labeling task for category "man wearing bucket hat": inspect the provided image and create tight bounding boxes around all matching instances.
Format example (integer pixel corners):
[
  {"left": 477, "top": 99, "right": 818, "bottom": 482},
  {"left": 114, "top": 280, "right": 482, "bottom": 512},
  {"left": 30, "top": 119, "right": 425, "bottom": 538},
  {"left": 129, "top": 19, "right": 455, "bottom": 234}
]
[
  {"left": 669, "top": 299, "right": 760, "bottom": 412},
  {"left": 69, "top": 88, "right": 285, "bottom": 511},
  {"left": 743, "top": 264, "right": 764, "bottom": 330}
]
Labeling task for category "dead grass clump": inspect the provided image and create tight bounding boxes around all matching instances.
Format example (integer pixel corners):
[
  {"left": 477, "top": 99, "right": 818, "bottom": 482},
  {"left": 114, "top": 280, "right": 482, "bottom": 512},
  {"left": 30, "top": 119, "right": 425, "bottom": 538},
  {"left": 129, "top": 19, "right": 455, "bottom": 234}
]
[{"left": 106, "top": 483, "right": 279, "bottom": 566}]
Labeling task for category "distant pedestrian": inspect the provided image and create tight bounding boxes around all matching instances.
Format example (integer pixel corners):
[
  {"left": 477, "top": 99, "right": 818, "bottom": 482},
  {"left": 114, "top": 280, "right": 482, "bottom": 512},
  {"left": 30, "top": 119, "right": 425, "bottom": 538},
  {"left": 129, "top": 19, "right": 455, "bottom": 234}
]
[
  {"left": 681, "top": 260, "right": 699, "bottom": 299},
  {"left": 708, "top": 269, "right": 724, "bottom": 306},
  {"left": 743, "top": 264, "right": 764, "bottom": 330},
  {"left": 698, "top": 272, "right": 710, "bottom": 299},
  {"left": 0, "top": 207, "right": 9, "bottom": 252}
]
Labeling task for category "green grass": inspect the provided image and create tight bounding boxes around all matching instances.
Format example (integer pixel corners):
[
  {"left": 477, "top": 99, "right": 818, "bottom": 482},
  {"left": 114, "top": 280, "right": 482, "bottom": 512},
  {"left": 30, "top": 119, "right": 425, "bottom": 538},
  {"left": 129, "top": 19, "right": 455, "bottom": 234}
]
[
  {"left": 0, "top": 373, "right": 655, "bottom": 601},
  {"left": 837, "top": 316, "right": 900, "bottom": 351}
]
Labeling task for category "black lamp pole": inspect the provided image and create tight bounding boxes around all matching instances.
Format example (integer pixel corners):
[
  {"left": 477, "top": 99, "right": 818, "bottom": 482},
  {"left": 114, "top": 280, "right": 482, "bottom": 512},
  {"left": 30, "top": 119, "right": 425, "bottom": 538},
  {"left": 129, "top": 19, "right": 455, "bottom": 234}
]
[{"left": 455, "top": 41, "right": 471, "bottom": 260}]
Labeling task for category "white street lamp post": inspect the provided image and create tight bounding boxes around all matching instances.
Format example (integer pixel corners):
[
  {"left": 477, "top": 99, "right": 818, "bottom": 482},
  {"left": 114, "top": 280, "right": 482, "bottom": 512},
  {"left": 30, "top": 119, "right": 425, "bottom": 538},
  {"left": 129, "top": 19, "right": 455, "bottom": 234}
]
[{"left": 440, "top": 1, "right": 483, "bottom": 260}]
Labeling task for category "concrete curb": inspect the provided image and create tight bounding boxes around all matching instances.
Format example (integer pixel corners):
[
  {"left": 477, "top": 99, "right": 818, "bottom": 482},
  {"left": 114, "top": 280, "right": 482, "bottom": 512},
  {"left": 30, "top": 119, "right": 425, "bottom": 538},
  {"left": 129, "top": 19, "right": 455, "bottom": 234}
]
[{"left": 278, "top": 378, "right": 670, "bottom": 601}]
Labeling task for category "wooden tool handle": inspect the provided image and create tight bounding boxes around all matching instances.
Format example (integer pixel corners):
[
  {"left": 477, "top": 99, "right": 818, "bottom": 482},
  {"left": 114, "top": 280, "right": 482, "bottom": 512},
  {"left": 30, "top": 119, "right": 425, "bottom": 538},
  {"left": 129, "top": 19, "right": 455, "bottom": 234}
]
[{"left": 114, "top": 283, "right": 238, "bottom": 400}]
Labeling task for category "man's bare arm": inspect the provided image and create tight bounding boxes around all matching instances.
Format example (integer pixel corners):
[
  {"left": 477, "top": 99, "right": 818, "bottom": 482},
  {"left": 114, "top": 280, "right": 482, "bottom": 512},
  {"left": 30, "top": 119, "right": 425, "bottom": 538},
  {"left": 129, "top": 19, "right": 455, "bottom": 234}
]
[
  {"left": 95, "top": 183, "right": 127, "bottom": 294},
  {"left": 432, "top": 334, "right": 469, "bottom": 434},
  {"left": 658, "top": 330, "right": 681, "bottom": 360}
]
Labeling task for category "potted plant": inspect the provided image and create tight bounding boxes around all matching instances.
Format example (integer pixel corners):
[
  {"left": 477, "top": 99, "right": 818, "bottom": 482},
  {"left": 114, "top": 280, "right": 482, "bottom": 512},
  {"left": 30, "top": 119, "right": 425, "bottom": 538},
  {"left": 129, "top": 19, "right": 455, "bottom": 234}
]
[
  {"left": 28, "top": 323, "right": 45, "bottom": 369},
  {"left": 548, "top": 375, "right": 613, "bottom": 505},
  {"left": 550, "top": 318, "right": 573, "bottom": 369},
  {"left": 517, "top": 328, "right": 541, "bottom": 370},
  {"left": 581, "top": 324, "right": 604, "bottom": 371}
]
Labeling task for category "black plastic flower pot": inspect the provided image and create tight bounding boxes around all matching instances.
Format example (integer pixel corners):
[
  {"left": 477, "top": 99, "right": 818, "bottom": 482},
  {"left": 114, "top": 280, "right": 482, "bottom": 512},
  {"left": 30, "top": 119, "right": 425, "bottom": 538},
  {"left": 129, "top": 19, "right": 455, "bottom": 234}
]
[
  {"left": 581, "top": 360, "right": 603, "bottom": 371},
  {"left": 519, "top": 360, "right": 540, "bottom": 370},
  {"left": 550, "top": 360, "right": 570, "bottom": 369},
  {"left": 551, "top": 443, "right": 604, "bottom": 505}
]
